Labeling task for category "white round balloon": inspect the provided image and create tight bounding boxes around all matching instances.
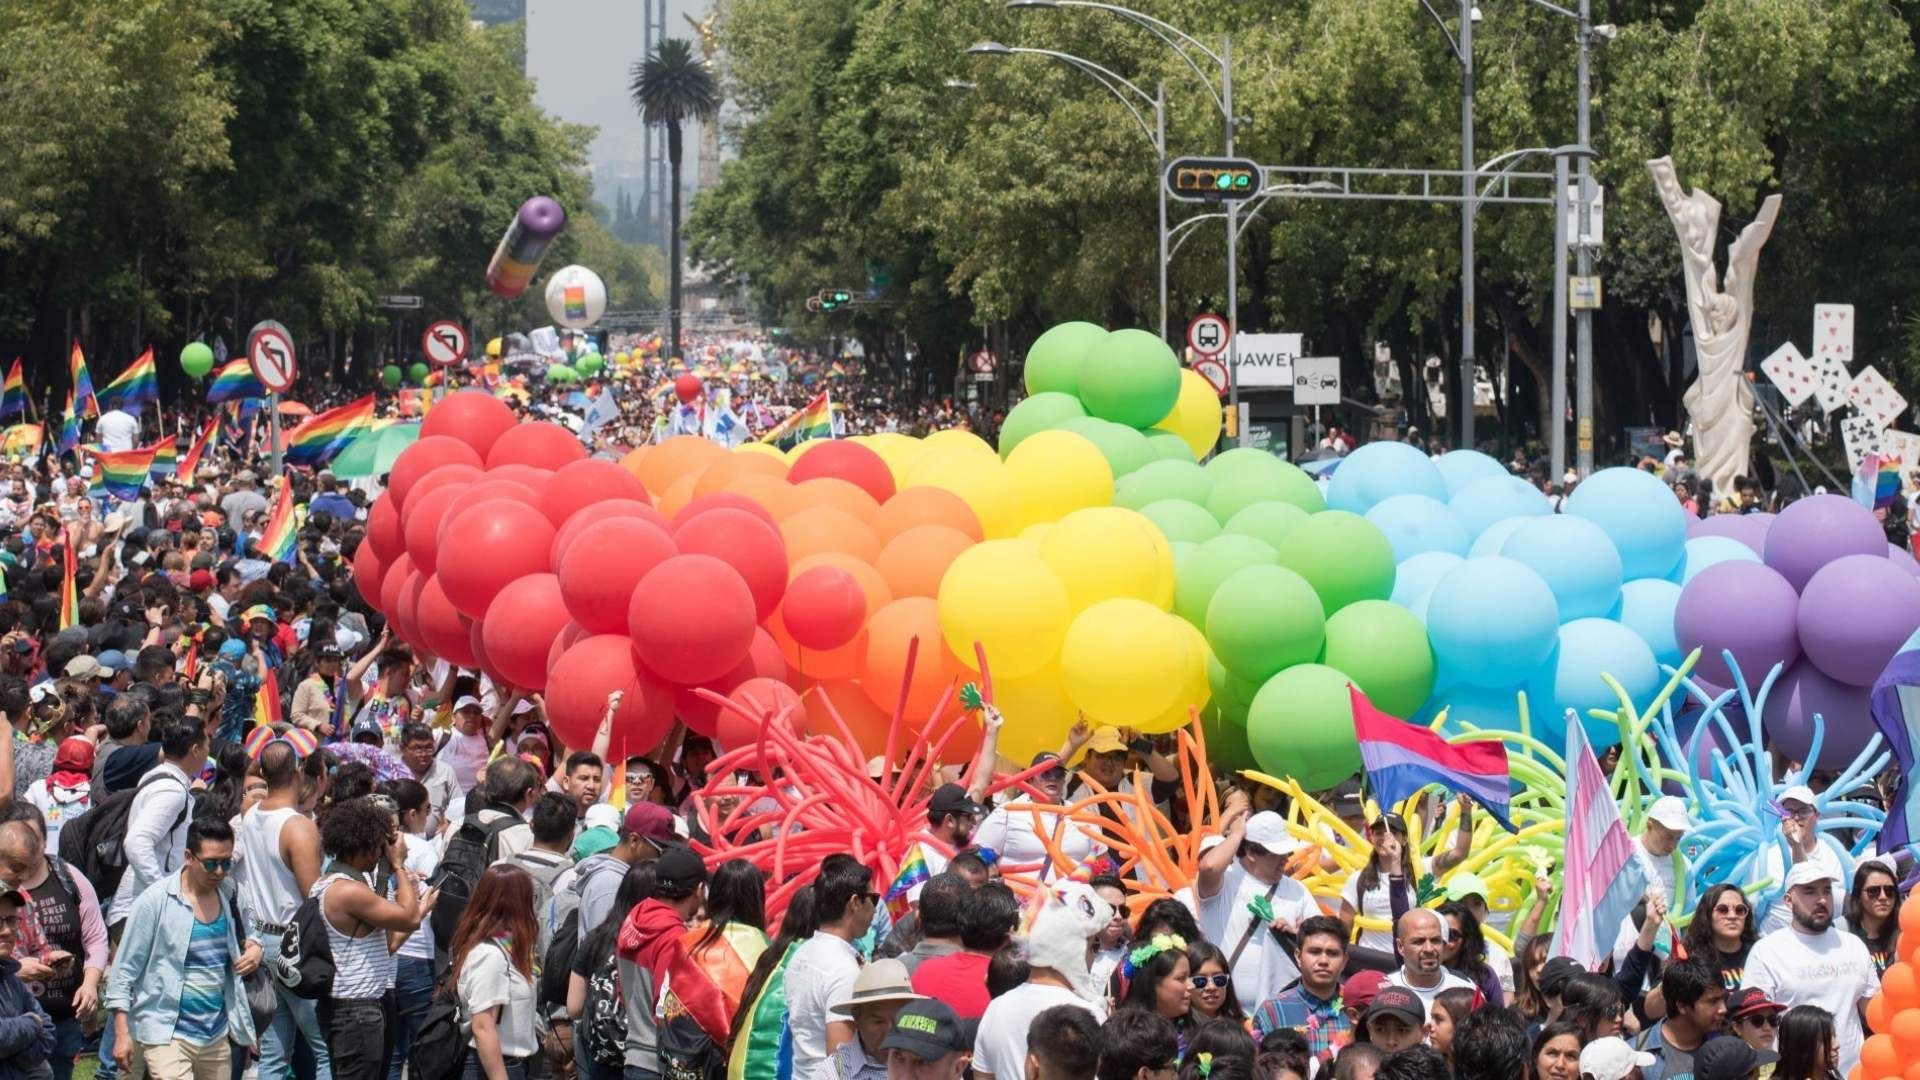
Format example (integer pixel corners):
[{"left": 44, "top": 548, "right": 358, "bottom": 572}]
[{"left": 544, "top": 264, "right": 608, "bottom": 329}]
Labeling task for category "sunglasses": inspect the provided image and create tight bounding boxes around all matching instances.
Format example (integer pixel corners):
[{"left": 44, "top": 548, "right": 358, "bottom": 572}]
[
  {"left": 199, "top": 858, "right": 233, "bottom": 873},
  {"left": 1189, "top": 974, "right": 1231, "bottom": 990},
  {"left": 1865, "top": 885, "right": 1899, "bottom": 900},
  {"left": 859, "top": 891, "right": 881, "bottom": 905},
  {"left": 1713, "top": 903, "right": 1750, "bottom": 916},
  {"left": 1740, "top": 1014, "right": 1779, "bottom": 1028}
]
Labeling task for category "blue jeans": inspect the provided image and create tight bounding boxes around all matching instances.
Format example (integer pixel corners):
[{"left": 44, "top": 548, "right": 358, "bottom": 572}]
[
  {"left": 47, "top": 1017, "right": 81, "bottom": 1080},
  {"left": 464, "top": 1049, "right": 528, "bottom": 1080},
  {"left": 258, "top": 983, "right": 332, "bottom": 1080},
  {"left": 95, "top": 1013, "right": 116, "bottom": 1080},
  {"left": 387, "top": 956, "right": 436, "bottom": 1080}
]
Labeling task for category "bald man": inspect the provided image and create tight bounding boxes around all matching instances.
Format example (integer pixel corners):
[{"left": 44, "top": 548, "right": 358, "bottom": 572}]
[
  {"left": 1382, "top": 908, "right": 1473, "bottom": 1018},
  {"left": 0, "top": 818, "right": 109, "bottom": 1080}
]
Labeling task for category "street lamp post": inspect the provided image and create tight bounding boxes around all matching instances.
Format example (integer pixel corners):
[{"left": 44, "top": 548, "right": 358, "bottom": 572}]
[{"left": 1419, "top": 0, "right": 1481, "bottom": 452}]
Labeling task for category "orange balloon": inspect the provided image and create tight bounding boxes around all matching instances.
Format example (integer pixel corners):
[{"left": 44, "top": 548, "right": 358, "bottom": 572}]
[
  {"left": 1869, "top": 992, "right": 1890, "bottom": 1035},
  {"left": 724, "top": 474, "right": 803, "bottom": 522},
  {"left": 873, "top": 486, "right": 984, "bottom": 546},
  {"left": 1886, "top": 963, "right": 1920, "bottom": 1013},
  {"left": 1900, "top": 1061, "right": 1920, "bottom": 1080},
  {"left": 876, "top": 525, "right": 975, "bottom": 599},
  {"left": 1902, "top": 894, "right": 1920, "bottom": 939},
  {"left": 861, "top": 597, "right": 964, "bottom": 720},
  {"left": 803, "top": 678, "right": 893, "bottom": 756},
  {"left": 1891, "top": 1008, "right": 1920, "bottom": 1056},
  {"left": 636, "top": 435, "right": 726, "bottom": 494},
  {"left": 768, "top": 607, "right": 866, "bottom": 680},
  {"left": 782, "top": 506, "right": 880, "bottom": 565},
  {"left": 694, "top": 451, "right": 790, "bottom": 499},
  {"left": 1905, "top": 932, "right": 1920, "bottom": 966},
  {"left": 795, "top": 477, "right": 881, "bottom": 523},
  {"left": 656, "top": 472, "right": 702, "bottom": 521},
  {"left": 1861, "top": 1034, "right": 1899, "bottom": 1080},
  {"left": 619, "top": 446, "right": 649, "bottom": 481}
]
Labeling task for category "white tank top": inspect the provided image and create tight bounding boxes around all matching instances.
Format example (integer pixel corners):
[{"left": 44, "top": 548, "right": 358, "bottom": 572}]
[
  {"left": 236, "top": 805, "right": 305, "bottom": 928},
  {"left": 314, "top": 874, "right": 391, "bottom": 999}
]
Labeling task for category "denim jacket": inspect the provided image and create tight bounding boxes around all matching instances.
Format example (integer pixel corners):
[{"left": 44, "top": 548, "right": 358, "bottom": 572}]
[{"left": 103, "top": 870, "right": 261, "bottom": 1048}]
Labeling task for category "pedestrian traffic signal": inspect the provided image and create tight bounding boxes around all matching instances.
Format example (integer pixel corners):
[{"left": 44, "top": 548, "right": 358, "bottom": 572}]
[
  {"left": 817, "top": 288, "right": 854, "bottom": 311},
  {"left": 1165, "top": 158, "right": 1262, "bottom": 202}
]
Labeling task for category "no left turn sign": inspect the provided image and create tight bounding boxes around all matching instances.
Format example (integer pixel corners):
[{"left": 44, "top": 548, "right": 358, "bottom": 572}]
[
  {"left": 247, "top": 320, "right": 297, "bottom": 394},
  {"left": 423, "top": 321, "right": 469, "bottom": 366}
]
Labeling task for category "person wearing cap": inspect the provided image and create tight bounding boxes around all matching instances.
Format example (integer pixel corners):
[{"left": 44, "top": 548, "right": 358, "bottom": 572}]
[
  {"left": 1631, "top": 957, "right": 1727, "bottom": 1080},
  {"left": 23, "top": 736, "right": 93, "bottom": 856},
  {"left": 1724, "top": 989, "right": 1785, "bottom": 1055},
  {"left": 915, "top": 783, "right": 987, "bottom": 889},
  {"left": 438, "top": 694, "right": 494, "bottom": 798},
  {"left": 1537, "top": 956, "right": 1586, "bottom": 1026},
  {"left": 1058, "top": 720, "right": 1179, "bottom": 806},
  {"left": 1358, "top": 986, "right": 1427, "bottom": 1053},
  {"left": 289, "top": 643, "right": 346, "bottom": 737},
  {"left": 969, "top": 752, "right": 1099, "bottom": 871},
  {"left": 1384, "top": 908, "right": 1474, "bottom": 1016},
  {"left": 879, "top": 999, "right": 971, "bottom": 1080},
  {"left": 971, "top": 881, "right": 1111, "bottom": 1080},
  {"left": 1751, "top": 786, "right": 1847, "bottom": 935},
  {"left": 1744, "top": 861, "right": 1878, "bottom": 1073},
  {"left": 613, "top": 845, "right": 710, "bottom": 1078},
  {"left": 818, "top": 959, "right": 925, "bottom": 1080},
  {"left": 1692, "top": 1035, "right": 1781, "bottom": 1080},
  {"left": 1194, "top": 790, "right": 1321, "bottom": 1012},
  {"left": 1580, "top": 1035, "right": 1659, "bottom": 1080},
  {"left": 1251, "top": 914, "right": 1354, "bottom": 1063}
]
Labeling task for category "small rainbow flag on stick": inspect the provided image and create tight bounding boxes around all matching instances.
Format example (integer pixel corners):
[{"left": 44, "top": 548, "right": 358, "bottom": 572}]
[
  {"left": 205, "top": 358, "right": 266, "bottom": 404},
  {"left": 70, "top": 343, "right": 97, "bottom": 419},
  {"left": 0, "top": 360, "right": 25, "bottom": 421},
  {"left": 98, "top": 347, "right": 158, "bottom": 413},
  {"left": 257, "top": 480, "right": 297, "bottom": 563},
  {"left": 255, "top": 666, "right": 283, "bottom": 728},
  {"left": 758, "top": 390, "right": 833, "bottom": 450},
  {"left": 882, "top": 843, "right": 931, "bottom": 922},
  {"left": 55, "top": 394, "right": 81, "bottom": 455},
  {"left": 283, "top": 394, "right": 374, "bottom": 468},
  {"left": 87, "top": 445, "right": 158, "bottom": 501},
  {"left": 178, "top": 419, "right": 217, "bottom": 484}
]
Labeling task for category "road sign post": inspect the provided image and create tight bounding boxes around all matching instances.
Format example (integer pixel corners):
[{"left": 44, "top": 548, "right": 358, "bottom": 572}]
[{"left": 248, "top": 320, "right": 297, "bottom": 476}]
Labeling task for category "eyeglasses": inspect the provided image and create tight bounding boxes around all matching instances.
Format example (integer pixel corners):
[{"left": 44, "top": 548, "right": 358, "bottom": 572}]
[
  {"left": 1189, "top": 974, "right": 1231, "bottom": 990},
  {"left": 1866, "top": 885, "right": 1900, "bottom": 899},
  {"left": 198, "top": 858, "right": 232, "bottom": 873},
  {"left": 1740, "top": 1015, "right": 1779, "bottom": 1029},
  {"left": 1785, "top": 804, "right": 1818, "bottom": 821},
  {"left": 1713, "top": 903, "right": 1750, "bottom": 916},
  {"left": 859, "top": 891, "right": 881, "bottom": 905}
]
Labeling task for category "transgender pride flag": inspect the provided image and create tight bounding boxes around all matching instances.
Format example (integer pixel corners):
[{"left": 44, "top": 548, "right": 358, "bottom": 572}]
[{"left": 1551, "top": 710, "right": 1648, "bottom": 970}]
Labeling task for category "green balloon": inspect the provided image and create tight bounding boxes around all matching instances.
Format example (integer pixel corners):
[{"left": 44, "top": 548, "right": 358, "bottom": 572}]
[
  {"left": 548, "top": 364, "right": 577, "bottom": 382},
  {"left": 1207, "top": 654, "right": 1261, "bottom": 723},
  {"left": 1206, "top": 564, "right": 1326, "bottom": 683},
  {"left": 1145, "top": 430, "right": 1197, "bottom": 462},
  {"left": 1139, "top": 499, "right": 1221, "bottom": 544},
  {"left": 1059, "top": 417, "right": 1155, "bottom": 478},
  {"left": 1115, "top": 459, "right": 1214, "bottom": 510},
  {"left": 179, "top": 342, "right": 214, "bottom": 379},
  {"left": 1173, "top": 533, "right": 1276, "bottom": 627},
  {"left": 408, "top": 362, "right": 430, "bottom": 385},
  {"left": 381, "top": 364, "right": 403, "bottom": 389},
  {"left": 578, "top": 354, "right": 605, "bottom": 375},
  {"left": 1275, "top": 510, "right": 1397, "bottom": 617},
  {"left": 1248, "top": 663, "right": 1363, "bottom": 788},
  {"left": 1223, "top": 501, "right": 1311, "bottom": 552},
  {"left": 998, "top": 392, "right": 1087, "bottom": 457},
  {"left": 1078, "top": 329, "right": 1181, "bottom": 428},
  {"left": 1204, "top": 447, "right": 1326, "bottom": 521},
  {"left": 1200, "top": 703, "right": 1261, "bottom": 773},
  {"left": 1024, "top": 321, "right": 1105, "bottom": 397},
  {"left": 1321, "top": 600, "right": 1436, "bottom": 718}
]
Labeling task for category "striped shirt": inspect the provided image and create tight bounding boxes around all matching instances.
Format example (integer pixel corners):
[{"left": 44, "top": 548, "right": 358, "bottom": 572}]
[{"left": 175, "top": 911, "right": 231, "bottom": 1046}]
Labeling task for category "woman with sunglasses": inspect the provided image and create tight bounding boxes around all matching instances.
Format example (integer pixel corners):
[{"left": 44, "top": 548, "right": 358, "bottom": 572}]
[
  {"left": 1726, "top": 988, "right": 1786, "bottom": 1059},
  {"left": 1681, "top": 882, "right": 1759, "bottom": 993},
  {"left": 1844, "top": 859, "right": 1901, "bottom": 976},
  {"left": 1184, "top": 941, "right": 1245, "bottom": 1028}
]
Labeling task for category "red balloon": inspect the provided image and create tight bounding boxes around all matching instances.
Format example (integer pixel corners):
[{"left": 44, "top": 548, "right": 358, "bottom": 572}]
[
  {"left": 672, "top": 492, "right": 780, "bottom": 534},
  {"left": 353, "top": 538, "right": 387, "bottom": 610},
  {"left": 545, "top": 621, "right": 592, "bottom": 677},
  {"left": 401, "top": 482, "right": 472, "bottom": 576},
  {"left": 674, "top": 375, "right": 702, "bottom": 404},
  {"left": 416, "top": 576, "right": 478, "bottom": 667},
  {"left": 408, "top": 464, "right": 483, "bottom": 512},
  {"left": 481, "top": 574, "right": 572, "bottom": 691},
  {"left": 420, "top": 391, "right": 519, "bottom": 459},
  {"left": 788, "top": 441, "right": 896, "bottom": 503},
  {"left": 628, "top": 554, "right": 758, "bottom": 684},
  {"left": 488, "top": 464, "right": 555, "bottom": 490},
  {"left": 540, "top": 458, "right": 652, "bottom": 529},
  {"left": 468, "top": 619, "right": 504, "bottom": 687},
  {"left": 674, "top": 628, "right": 787, "bottom": 736},
  {"left": 380, "top": 552, "right": 417, "bottom": 621},
  {"left": 558, "top": 517, "right": 678, "bottom": 634},
  {"left": 782, "top": 567, "right": 867, "bottom": 650},
  {"left": 435, "top": 480, "right": 541, "bottom": 552},
  {"left": 388, "top": 436, "right": 484, "bottom": 514},
  {"left": 717, "top": 677, "right": 804, "bottom": 754},
  {"left": 393, "top": 571, "right": 428, "bottom": 652},
  {"left": 438, "top": 500, "right": 556, "bottom": 620},
  {"left": 672, "top": 508, "right": 788, "bottom": 620},
  {"left": 485, "top": 422, "right": 587, "bottom": 471},
  {"left": 546, "top": 636, "right": 676, "bottom": 761},
  {"left": 367, "top": 495, "right": 405, "bottom": 561},
  {"left": 551, "top": 500, "right": 670, "bottom": 567}
]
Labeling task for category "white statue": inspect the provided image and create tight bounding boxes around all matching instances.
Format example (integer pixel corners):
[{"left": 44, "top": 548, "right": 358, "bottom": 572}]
[{"left": 1647, "top": 156, "right": 1781, "bottom": 495}]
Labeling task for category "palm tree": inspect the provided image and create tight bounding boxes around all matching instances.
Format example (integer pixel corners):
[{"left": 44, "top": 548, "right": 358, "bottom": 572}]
[{"left": 629, "top": 38, "right": 720, "bottom": 363}]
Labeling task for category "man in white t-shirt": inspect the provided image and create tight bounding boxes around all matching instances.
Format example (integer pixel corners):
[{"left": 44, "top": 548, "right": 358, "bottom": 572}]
[
  {"left": 96, "top": 409, "right": 139, "bottom": 453},
  {"left": 436, "top": 696, "right": 492, "bottom": 798},
  {"left": 1613, "top": 795, "right": 1693, "bottom": 968},
  {"left": 972, "top": 881, "right": 1111, "bottom": 1080},
  {"left": 1743, "top": 862, "right": 1877, "bottom": 1073},
  {"left": 1752, "top": 785, "right": 1847, "bottom": 934},
  {"left": 1383, "top": 909, "right": 1474, "bottom": 1015},
  {"left": 1194, "top": 796, "right": 1320, "bottom": 1013},
  {"left": 784, "top": 855, "right": 876, "bottom": 1076}
]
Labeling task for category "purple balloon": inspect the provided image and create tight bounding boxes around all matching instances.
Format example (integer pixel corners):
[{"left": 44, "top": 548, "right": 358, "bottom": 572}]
[
  {"left": 1890, "top": 542, "right": 1920, "bottom": 576},
  {"left": 1685, "top": 517, "right": 1705, "bottom": 539},
  {"left": 1675, "top": 561, "right": 1801, "bottom": 687},
  {"left": 1759, "top": 659, "right": 1874, "bottom": 763},
  {"left": 1796, "top": 553, "right": 1920, "bottom": 686},
  {"left": 1694, "top": 512, "right": 1774, "bottom": 555},
  {"left": 1763, "top": 494, "right": 1886, "bottom": 592}
]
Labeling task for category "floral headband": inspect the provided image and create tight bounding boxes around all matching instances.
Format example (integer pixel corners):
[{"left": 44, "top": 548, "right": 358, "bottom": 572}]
[{"left": 1122, "top": 933, "right": 1187, "bottom": 979}]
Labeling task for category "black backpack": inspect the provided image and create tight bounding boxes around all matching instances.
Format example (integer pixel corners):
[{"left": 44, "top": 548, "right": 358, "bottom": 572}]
[
  {"left": 428, "top": 809, "right": 524, "bottom": 946},
  {"left": 538, "top": 906, "right": 580, "bottom": 1015},
  {"left": 582, "top": 949, "right": 626, "bottom": 1068},
  {"left": 410, "top": 949, "right": 488, "bottom": 1080},
  {"left": 58, "top": 771, "right": 190, "bottom": 900},
  {"left": 267, "top": 878, "right": 338, "bottom": 1000}
]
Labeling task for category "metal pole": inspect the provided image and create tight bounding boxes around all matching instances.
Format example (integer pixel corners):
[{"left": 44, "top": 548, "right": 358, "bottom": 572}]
[
  {"left": 1223, "top": 36, "right": 1244, "bottom": 446},
  {"left": 1156, "top": 82, "right": 1168, "bottom": 343},
  {"left": 1574, "top": 0, "right": 1595, "bottom": 477},
  {"left": 1551, "top": 152, "right": 1570, "bottom": 481},
  {"left": 1459, "top": 0, "right": 1476, "bottom": 452},
  {"left": 269, "top": 391, "right": 284, "bottom": 477}
]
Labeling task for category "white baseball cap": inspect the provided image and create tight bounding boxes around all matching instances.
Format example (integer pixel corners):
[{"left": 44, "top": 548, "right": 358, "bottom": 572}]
[
  {"left": 452, "top": 695, "right": 483, "bottom": 713},
  {"left": 1784, "top": 862, "right": 1838, "bottom": 891},
  {"left": 583, "top": 804, "right": 622, "bottom": 833},
  {"left": 1244, "top": 811, "right": 1301, "bottom": 855},
  {"left": 1779, "top": 784, "right": 1817, "bottom": 808},
  {"left": 1646, "top": 795, "right": 1694, "bottom": 833},
  {"left": 1579, "top": 1037, "right": 1656, "bottom": 1080}
]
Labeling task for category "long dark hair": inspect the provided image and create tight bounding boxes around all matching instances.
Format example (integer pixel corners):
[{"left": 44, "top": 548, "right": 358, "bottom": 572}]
[
  {"left": 1122, "top": 939, "right": 1189, "bottom": 1020},
  {"left": 582, "top": 862, "right": 661, "bottom": 975},
  {"left": 726, "top": 884, "right": 819, "bottom": 1052},
  {"left": 448, "top": 865, "right": 538, "bottom": 983},
  {"left": 1357, "top": 815, "right": 1412, "bottom": 894},
  {"left": 1437, "top": 900, "right": 1493, "bottom": 989},
  {"left": 194, "top": 743, "right": 254, "bottom": 824},
  {"left": 1185, "top": 940, "right": 1245, "bottom": 1023},
  {"left": 1775, "top": 1005, "right": 1837, "bottom": 1080},
  {"left": 1511, "top": 936, "right": 1551, "bottom": 1021},
  {"left": 694, "top": 859, "right": 767, "bottom": 954},
  {"left": 1685, "top": 882, "right": 1758, "bottom": 956},
  {"left": 1843, "top": 861, "right": 1900, "bottom": 955},
  {"left": 1559, "top": 973, "right": 1625, "bottom": 1043}
]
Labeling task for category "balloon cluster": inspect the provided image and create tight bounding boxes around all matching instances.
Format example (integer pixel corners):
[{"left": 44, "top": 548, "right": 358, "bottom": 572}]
[{"left": 1860, "top": 896, "right": 1920, "bottom": 1080}]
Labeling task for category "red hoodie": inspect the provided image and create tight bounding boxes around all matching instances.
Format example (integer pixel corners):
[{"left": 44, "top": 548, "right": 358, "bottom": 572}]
[{"left": 616, "top": 898, "right": 731, "bottom": 1043}]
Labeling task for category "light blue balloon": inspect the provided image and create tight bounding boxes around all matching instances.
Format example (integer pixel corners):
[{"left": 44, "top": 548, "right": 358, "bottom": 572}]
[
  {"left": 1325, "top": 441, "right": 1449, "bottom": 516},
  {"left": 1616, "top": 577, "right": 1683, "bottom": 668},
  {"left": 1426, "top": 557, "right": 1561, "bottom": 688},
  {"left": 1468, "top": 516, "right": 1530, "bottom": 559},
  {"left": 1391, "top": 551, "right": 1466, "bottom": 609},
  {"left": 1449, "top": 475, "right": 1551, "bottom": 541},
  {"left": 1498, "top": 515, "right": 1624, "bottom": 621},
  {"left": 1365, "top": 494, "right": 1470, "bottom": 563},
  {"left": 1435, "top": 449, "right": 1510, "bottom": 498},
  {"left": 1679, "top": 535, "right": 1763, "bottom": 583},
  {"left": 1565, "top": 466, "right": 1689, "bottom": 580},
  {"left": 1526, "top": 617, "right": 1661, "bottom": 749},
  {"left": 1414, "top": 682, "right": 1528, "bottom": 734}
]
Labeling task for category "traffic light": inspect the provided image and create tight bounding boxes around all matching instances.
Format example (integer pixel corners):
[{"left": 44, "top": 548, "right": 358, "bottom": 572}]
[
  {"left": 1165, "top": 157, "right": 1261, "bottom": 202},
  {"left": 817, "top": 288, "right": 854, "bottom": 311}
]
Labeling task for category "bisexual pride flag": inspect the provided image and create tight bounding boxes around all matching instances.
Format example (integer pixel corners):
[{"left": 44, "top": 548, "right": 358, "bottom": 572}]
[{"left": 1350, "top": 684, "right": 1515, "bottom": 831}]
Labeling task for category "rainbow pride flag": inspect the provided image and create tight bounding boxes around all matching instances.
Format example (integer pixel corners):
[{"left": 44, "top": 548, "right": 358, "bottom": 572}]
[
  {"left": 98, "top": 347, "right": 157, "bottom": 413},
  {"left": 758, "top": 390, "right": 832, "bottom": 450},
  {"left": 882, "top": 843, "right": 930, "bottom": 922},
  {"left": 87, "top": 445, "right": 158, "bottom": 501},
  {"left": 55, "top": 393, "right": 81, "bottom": 456},
  {"left": 1854, "top": 452, "right": 1904, "bottom": 512},
  {"left": 205, "top": 357, "right": 266, "bottom": 404},
  {"left": 283, "top": 393, "right": 374, "bottom": 468},
  {"left": 255, "top": 665, "right": 283, "bottom": 728},
  {"left": 145, "top": 436, "right": 178, "bottom": 480},
  {"left": 178, "top": 419, "right": 217, "bottom": 484},
  {"left": 70, "top": 343, "right": 97, "bottom": 418},
  {"left": 258, "top": 480, "right": 297, "bottom": 563},
  {"left": 0, "top": 359, "right": 25, "bottom": 421}
]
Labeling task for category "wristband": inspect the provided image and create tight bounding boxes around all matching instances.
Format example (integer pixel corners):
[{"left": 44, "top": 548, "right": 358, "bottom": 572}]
[{"left": 1128, "top": 738, "right": 1153, "bottom": 756}]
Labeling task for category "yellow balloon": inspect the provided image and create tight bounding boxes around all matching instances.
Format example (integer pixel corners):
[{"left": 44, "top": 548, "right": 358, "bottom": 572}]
[
  {"left": 1039, "top": 507, "right": 1177, "bottom": 611},
  {"left": 486, "top": 337, "right": 503, "bottom": 359},
  {"left": 907, "top": 448, "right": 1021, "bottom": 538},
  {"left": 735, "top": 442, "right": 785, "bottom": 461},
  {"left": 924, "top": 428, "right": 1000, "bottom": 462},
  {"left": 1019, "top": 522, "right": 1053, "bottom": 550},
  {"left": 1059, "top": 599, "right": 1189, "bottom": 727},
  {"left": 992, "top": 667, "right": 1080, "bottom": 763},
  {"left": 868, "top": 433, "right": 928, "bottom": 489},
  {"left": 937, "top": 540, "right": 1071, "bottom": 679},
  {"left": 1135, "top": 617, "right": 1213, "bottom": 733},
  {"left": 1155, "top": 368, "right": 1225, "bottom": 459},
  {"left": 1005, "top": 430, "right": 1114, "bottom": 528}
]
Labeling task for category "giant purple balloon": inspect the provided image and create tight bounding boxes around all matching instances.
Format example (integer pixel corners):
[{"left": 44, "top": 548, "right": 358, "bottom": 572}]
[
  {"left": 1796, "top": 553, "right": 1920, "bottom": 686},
  {"left": 1675, "top": 561, "right": 1801, "bottom": 687},
  {"left": 1759, "top": 660, "right": 1874, "bottom": 763},
  {"left": 1890, "top": 542, "right": 1920, "bottom": 577},
  {"left": 1693, "top": 512, "right": 1774, "bottom": 556},
  {"left": 1763, "top": 495, "right": 1886, "bottom": 592}
]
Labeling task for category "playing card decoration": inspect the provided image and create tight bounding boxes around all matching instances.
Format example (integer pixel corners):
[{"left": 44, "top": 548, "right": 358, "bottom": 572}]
[
  {"left": 1842, "top": 414, "right": 1886, "bottom": 470},
  {"left": 1811, "top": 356, "right": 1853, "bottom": 414},
  {"left": 1814, "top": 303, "right": 1856, "bottom": 364},
  {"left": 1761, "top": 342, "right": 1816, "bottom": 408},
  {"left": 1848, "top": 365, "right": 1908, "bottom": 430}
]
